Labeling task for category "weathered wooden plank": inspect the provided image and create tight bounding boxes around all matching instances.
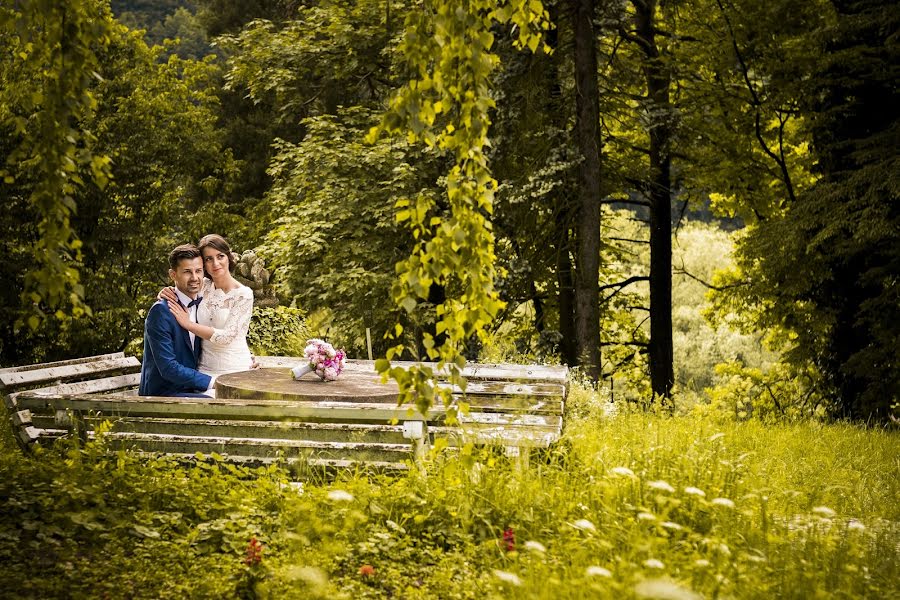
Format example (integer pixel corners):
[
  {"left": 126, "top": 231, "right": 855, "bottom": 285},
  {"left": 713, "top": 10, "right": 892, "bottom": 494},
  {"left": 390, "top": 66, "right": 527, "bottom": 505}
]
[
  {"left": 255, "top": 356, "right": 568, "bottom": 384},
  {"left": 11, "top": 409, "right": 32, "bottom": 427},
  {"left": 440, "top": 380, "right": 566, "bottom": 397},
  {"left": 0, "top": 353, "right": 125, "bottom": 375},
  {"left": 432, "top": 425, "right": 560, "bottom": 448},
  {"left": 16, "top": 392, "right": 563, "bottom": 420},
  {"left": 104, "top": 432, "right": 413, "bottom": 463},
  {"left": 84, "top": 416, "right": 409, "bottom": 445},
  {"left": 0, "top": 357, "right": 141, "bottom": 392},
  {"left": 8, "top": 373, "right": 141, "bottom": 403},
  {"left": 147, "top": 452, "right": 410, "bottom": 472},
  {"left": 15, "top": 392, "right": 444, "bottom": 421}
]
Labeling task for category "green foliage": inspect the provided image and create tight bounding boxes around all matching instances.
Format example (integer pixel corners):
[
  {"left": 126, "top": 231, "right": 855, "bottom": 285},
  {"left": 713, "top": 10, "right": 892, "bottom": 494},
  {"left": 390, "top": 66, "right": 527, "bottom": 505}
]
[
  {"left": 0, "top": 425, "right": 290, "bottom": 598},
  {"left": 247, "top": 306, "right": 311, "bottom": 356},
  {"left": 703, "top": 0, "right": 900, "bottom": 420},
  {"left": 112, "top": 1, "right": 212, "bottom": 60},
  {"left": 220, "top": 0, "right": 400, "bottom": 122},
  {"left": 0, "top": 0, "right": 115, "bottom": 329},
  {"left": 0, "top": 18, "right": 240, "bottom": 365},
  {"left": 261, "top": 107, "right": 438, "bottom": 357},
  {"left": 369, "top": 0, "right": 551, "bottom": 416},
  {"left": 5, "top": 389, "right": 896, "bottom": 598}
]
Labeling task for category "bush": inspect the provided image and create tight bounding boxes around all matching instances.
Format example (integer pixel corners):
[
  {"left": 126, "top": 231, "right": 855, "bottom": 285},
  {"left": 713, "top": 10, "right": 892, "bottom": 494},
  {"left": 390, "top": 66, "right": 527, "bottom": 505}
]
[{"left": 248, "top": 306, "right": 311, "bottom": 356}]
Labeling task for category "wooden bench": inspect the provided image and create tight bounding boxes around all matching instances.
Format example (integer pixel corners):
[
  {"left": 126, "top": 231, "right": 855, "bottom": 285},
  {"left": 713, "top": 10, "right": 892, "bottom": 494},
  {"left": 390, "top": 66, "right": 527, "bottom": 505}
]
[{"left": 2, "top": 353, "right": 567, "bottom": 471}]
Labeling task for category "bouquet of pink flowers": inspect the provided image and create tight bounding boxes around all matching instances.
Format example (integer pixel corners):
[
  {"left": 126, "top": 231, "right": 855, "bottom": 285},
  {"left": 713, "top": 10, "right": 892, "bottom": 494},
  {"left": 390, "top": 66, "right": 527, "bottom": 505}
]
[{"left": 291, "top": 338, "right": 346, "bottom": 382}]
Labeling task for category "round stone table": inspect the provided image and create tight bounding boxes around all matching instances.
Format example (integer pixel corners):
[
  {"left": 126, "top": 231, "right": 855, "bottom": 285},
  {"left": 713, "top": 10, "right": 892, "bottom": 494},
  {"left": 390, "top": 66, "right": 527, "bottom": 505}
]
[{"left": 215, "top": 368, "right": 399, "bottom": 403}]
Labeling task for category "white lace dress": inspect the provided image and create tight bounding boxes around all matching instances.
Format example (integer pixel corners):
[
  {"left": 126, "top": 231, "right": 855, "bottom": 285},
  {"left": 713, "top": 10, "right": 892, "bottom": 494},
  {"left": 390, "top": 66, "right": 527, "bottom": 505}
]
[{"left": 196, "top": 279, "right": 254, "bottom": 376}]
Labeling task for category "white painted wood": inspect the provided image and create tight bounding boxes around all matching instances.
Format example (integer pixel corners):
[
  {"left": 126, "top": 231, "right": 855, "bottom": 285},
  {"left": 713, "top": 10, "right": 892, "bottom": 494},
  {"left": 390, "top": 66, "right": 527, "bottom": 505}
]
[
  {"left": 8, "top": 373, "right": 141, "bottom": 402},
  {"left": 0, "top": 353, "right": 125, "bottom": 374},
  {"left": 0, "top": 356, "right": 140, "bottom": 392}
]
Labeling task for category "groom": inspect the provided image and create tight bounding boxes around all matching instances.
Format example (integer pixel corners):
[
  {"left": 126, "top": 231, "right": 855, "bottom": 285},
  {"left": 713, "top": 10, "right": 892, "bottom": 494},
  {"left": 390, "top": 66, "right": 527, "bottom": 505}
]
[{"left": 139, "top": 244, "right": 213, "bottom": 397}]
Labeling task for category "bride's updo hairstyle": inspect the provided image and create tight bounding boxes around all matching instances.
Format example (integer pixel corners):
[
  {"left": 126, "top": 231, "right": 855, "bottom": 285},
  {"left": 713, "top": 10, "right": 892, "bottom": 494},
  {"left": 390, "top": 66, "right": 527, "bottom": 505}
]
[{"left": 198, "top": 234, "right": 235, "bottom": 277}]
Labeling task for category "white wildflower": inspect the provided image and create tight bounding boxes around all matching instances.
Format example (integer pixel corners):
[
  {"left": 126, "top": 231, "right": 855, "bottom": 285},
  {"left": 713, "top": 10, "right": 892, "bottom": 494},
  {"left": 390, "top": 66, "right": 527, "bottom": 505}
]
[
  {"left": 327, "top": 489, "right": 354, "bottom": 502},
  {"left": 523, "top": 540, "right": 546, "bottom": 553},
  {"left": 847, "top": 520, "right": 866, "bottom": 532},
  {"left": 684, "top": 486, "right": 706, "bottom": 497},
  {"left": 694, "top": 559, "right": 711, "bottom": 568},
  {"left": 637, "top": 512, "right": 657, "bottom": 521},
  {"left": 493, "top": 570, "right": 522, "bottom": 586},
  {"left": 661, "top": 521, "right": 683, "bottom": 531},
  {"left": 717, "top": 543, "right": 731, "bottom": 556},
  {"left": 611, "top": 466, "right": 636, "bottom": 478},
  {"left": 648, "top": 480, "right": 676, "bottom": 493},
  {"left": 643, "top": 558, "right": 665, "bottom": 569},
  {"left": 572, "top": 519, "right": 597, "bottom": 532},
  {"left": 812, "top": 506, "right": 836, "bottom": 518},
  {"left": 744, "top": 553, "right": 767, "bottom": 563},
  {"left": 711, "top": 497, "right": 735, "bottom": 509},
  {"left": 635, "top": 578, "right": 703, "bottom": 600},
  {"left": 586, "top": 566, "right": 612, "bottom": 578}
]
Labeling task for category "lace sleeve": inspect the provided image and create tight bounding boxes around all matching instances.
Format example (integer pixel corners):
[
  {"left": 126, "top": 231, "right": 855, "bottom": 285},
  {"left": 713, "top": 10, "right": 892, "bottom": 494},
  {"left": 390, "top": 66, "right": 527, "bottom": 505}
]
[{"left": 209, "top": 287, "right": 254, "bottom": 346}]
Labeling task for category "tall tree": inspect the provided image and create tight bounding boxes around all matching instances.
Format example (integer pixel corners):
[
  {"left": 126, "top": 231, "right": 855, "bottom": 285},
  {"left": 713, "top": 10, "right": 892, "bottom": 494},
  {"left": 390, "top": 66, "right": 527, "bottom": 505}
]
[
  {"left": 570, "top": 0, "right": 602, "bottom": 380},
  {"left": 631, "top": 0, "right": 674, "bottom": 399}
]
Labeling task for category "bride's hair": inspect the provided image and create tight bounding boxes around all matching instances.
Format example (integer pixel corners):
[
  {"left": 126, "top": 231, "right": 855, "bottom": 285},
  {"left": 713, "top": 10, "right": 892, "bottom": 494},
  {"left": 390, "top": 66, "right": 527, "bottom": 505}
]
[{"left": 198, "top": 234, "right": 235, "bottom": 274}]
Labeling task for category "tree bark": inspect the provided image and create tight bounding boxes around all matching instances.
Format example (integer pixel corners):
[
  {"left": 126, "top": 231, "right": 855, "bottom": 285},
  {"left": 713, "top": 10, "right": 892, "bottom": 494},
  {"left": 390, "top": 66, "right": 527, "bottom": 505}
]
[
  {"left": 546, "top": 5, "right": 578, "bottom": 366},
  {"left": 571, "top": 0, "right": 602, "bottom": 381},
  {"left": 634, "top": 0, "right": 674, "bottom": 400}
]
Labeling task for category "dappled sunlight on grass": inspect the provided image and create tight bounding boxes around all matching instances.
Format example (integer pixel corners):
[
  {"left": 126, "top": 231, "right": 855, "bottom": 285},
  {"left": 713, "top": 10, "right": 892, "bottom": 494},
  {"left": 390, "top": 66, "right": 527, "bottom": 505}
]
[{"left": 1, "top": 385, "right": 897, "bottom": 598}]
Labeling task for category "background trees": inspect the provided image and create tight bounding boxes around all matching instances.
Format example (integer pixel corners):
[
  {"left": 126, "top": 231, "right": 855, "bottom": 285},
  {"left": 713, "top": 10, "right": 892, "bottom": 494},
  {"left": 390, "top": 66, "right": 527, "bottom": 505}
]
[{"left": 1, "top": 0, "right": 895, "bottom": 420}]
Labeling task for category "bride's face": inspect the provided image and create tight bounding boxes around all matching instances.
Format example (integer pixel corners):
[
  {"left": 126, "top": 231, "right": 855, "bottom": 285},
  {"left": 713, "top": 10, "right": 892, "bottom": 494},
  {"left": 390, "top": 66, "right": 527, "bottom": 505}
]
[{"left": 203, "top": 247, "right": 231, "bottom": 280}]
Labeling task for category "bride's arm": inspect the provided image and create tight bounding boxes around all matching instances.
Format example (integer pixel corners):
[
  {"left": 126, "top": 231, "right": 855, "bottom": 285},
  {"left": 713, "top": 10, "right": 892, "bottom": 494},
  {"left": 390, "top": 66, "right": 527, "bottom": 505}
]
[
  {"left": 207, "top": 288, "right": 254, "bottom": 346},
  {"left": 166, "top": 301, "right": 216, "bottom": 340}
]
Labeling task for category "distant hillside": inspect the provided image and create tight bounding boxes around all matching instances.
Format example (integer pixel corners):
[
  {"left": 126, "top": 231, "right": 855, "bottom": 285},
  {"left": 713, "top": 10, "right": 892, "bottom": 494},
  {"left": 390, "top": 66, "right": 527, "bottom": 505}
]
[{"left": 110, "top": 0, "right": 211, "bottom": 60}]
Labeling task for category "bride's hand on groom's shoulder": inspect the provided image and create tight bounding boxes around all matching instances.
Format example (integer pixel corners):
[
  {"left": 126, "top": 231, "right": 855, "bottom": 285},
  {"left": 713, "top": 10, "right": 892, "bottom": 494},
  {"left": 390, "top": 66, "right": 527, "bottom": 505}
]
[
  {"left": 158, "top": 286, "right": 178, "bottom": 303},
  {"left": 166, "top": 300, "right": 190, "bottom": 327}
]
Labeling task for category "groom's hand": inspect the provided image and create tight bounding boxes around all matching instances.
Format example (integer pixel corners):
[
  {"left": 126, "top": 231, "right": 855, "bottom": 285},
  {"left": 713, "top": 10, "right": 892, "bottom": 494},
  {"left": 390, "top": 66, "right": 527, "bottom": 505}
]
[{"left": 250, "top": 356, "right": 260, "bottom": 370}]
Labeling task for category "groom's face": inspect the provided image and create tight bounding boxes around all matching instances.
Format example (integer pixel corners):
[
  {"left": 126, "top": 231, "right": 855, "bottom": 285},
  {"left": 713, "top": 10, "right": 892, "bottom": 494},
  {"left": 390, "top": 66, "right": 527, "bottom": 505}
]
[{"left": 169, "top": 257, "right": 204, "bottom": 298}]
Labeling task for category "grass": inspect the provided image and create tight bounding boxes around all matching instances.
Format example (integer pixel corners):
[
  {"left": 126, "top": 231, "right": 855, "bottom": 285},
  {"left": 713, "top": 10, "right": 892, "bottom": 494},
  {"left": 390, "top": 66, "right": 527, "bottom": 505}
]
[{"left": 0, "top": 385, "right": 897, "bottom": 598}]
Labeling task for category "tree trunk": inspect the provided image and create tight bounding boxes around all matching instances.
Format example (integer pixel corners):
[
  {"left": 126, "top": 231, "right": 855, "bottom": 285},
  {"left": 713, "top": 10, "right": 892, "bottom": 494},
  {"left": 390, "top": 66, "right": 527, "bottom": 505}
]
[
  {"left": 547, "top": 5, "right": 578, "bottom": 366},
  {"left": 571, "top": 0, "right": 602, "bottom": 381},
  {"left": 634, "top": 0, "right": 674, "bottom": 400},
  {"left": 555, "top": 208, "right": 578, "bottom": 365}
]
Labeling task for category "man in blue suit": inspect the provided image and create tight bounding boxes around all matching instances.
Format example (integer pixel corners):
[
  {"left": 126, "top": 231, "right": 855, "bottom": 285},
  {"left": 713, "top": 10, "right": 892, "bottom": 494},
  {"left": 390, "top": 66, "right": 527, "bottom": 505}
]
[{"left": 139, "top": 244, "right": 213, "bottom": 397}]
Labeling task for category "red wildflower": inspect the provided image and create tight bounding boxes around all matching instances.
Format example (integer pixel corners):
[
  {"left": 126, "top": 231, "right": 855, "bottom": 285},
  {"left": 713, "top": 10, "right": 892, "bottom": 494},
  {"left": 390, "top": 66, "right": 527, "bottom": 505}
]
[
  {"left": 358, "top": 564, "right": 375, "bottom": 577},
  {"left": 243, "top": 537, "right": 264, "bottom": 566},
  {"left": 502, "top": 527, "right": 515, "bottom": 552}
]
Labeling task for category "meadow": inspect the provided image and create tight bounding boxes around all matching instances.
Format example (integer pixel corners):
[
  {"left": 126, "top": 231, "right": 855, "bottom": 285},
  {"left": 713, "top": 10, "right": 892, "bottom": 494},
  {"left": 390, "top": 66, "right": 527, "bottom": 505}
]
[{"left": 1, "top": 385, "right": 896, "bottom": 599}]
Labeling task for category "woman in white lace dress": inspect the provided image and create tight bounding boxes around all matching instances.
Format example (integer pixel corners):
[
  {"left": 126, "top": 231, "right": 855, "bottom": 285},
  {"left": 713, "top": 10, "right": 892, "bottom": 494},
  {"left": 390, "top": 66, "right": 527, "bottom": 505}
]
[{"left": 161, "top": 234, "right": 255, "bottom": 381}]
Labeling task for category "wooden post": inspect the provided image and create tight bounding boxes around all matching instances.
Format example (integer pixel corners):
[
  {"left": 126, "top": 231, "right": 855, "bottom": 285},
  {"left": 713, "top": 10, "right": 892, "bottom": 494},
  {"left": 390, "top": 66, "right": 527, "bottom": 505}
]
[
  {"left": 72, "top": 410, "right": 88, "bottom": 446},
  {"left": 505, "top": 445, "right": 530, "bottom": 471},
  {"left": 402, "top": 420, "right": 427, "bottom": 468},
  {"left": 365, "top": 327, "right": 373, "bottom": 361}
]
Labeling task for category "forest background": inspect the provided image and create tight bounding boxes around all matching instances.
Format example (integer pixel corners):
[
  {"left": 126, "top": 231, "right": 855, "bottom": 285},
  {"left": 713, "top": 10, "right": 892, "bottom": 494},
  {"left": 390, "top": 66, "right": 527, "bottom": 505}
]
[{"left": 1, "top": 0, "right": 897, "bottom": 422}]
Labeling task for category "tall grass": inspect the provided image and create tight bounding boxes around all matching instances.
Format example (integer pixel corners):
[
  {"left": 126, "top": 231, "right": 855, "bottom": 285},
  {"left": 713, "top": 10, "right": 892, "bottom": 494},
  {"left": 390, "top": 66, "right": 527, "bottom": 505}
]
[
  {"left": 1, "top": 385, "right": 897, "bottom": 598},
  {"left": 268, "top": 386, "right": 899, "bottom": 598}
]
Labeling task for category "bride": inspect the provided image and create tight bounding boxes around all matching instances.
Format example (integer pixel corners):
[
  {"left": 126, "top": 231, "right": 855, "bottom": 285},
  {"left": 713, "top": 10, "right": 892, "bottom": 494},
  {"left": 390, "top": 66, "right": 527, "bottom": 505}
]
[{"left": 160, "top": 234, "right": 255, "bottom": 385}]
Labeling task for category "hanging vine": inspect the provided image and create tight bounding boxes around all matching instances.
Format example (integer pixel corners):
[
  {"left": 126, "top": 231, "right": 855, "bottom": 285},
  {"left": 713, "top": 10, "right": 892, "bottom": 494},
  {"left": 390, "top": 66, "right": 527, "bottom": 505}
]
[{"left": 367, "top": 0, "right": 550, "bottom": 417}]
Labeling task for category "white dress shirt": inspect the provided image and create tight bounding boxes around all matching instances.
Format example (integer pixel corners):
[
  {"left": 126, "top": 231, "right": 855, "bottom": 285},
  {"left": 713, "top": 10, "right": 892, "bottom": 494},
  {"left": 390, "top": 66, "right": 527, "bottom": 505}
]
[{"left": 173, "top": 288, "right": 199, "bottom": 347}]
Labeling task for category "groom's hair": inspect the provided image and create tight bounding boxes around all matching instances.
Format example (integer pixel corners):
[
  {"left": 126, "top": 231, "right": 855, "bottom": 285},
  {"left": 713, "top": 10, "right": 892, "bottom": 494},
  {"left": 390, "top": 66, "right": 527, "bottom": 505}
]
[{"left": 169, "top": 244, "right": 201, "bottom": 270}]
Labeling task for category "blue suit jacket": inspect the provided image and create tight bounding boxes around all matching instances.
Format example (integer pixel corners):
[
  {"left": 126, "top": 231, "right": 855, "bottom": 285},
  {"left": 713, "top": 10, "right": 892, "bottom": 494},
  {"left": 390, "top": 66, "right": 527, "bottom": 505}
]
[{"left": 139, "top": 300, "right": 211, "bottom": 396}]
